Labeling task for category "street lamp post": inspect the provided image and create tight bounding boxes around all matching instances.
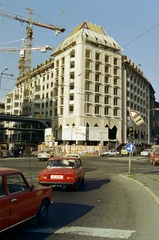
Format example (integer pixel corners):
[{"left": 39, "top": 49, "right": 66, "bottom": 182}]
[
  {"left": 148, "top": 108, "right": 159, "bottom": 145},
  {"left": 0, "top": 67, "right": 14, "bottom": 87}
]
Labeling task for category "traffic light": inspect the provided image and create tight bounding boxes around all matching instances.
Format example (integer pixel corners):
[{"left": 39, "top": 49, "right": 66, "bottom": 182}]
[{"left": 128, "top": 127, "right": 134, "bottom": 143}]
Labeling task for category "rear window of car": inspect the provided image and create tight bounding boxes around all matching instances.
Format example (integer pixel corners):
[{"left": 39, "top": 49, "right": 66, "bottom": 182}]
[
  {"left": 152, "top": 147, "right": 159, "bottom": 152},
  {"left": 47, "top": 159, "right": 75, "bottom": 168},
  {"left": 39, "top": 151, "right": 50, "bottom": 154}
]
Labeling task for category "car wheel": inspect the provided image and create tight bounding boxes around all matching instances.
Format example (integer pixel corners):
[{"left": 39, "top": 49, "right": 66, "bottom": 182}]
[
  {"left": 81, "top": 177, "right": 84, "bottom": 184},
  {"left": 37, "top": 199, "right": 48, "bottom": 225},
  {"left": 74, "top": 181, "right": 80, "bottom": 191},
  {"left": 153, "top": 161, "right": 156, "bottom": 166}
]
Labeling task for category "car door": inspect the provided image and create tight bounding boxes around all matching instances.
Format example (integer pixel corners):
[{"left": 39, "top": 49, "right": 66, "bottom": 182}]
[
  {"left": 75, "top": 159, "right": 85, "bottom": 180},
  {"left": 0, "top": 175, "right": 10, "bottom": 232},
  {"left": 6, "top": 173, "right": 35, "bottom": 227}
]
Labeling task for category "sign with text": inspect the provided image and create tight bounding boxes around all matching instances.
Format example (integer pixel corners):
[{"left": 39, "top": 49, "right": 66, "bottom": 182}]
[
  {"left": 44, "top": 128, "right": 53, "bottom": 142},
  {"left": 89, "top": 127, "right": 108, "bottom": 141},
  {"left": 62, "top": 126, "right": 86, "bottom": 141}
]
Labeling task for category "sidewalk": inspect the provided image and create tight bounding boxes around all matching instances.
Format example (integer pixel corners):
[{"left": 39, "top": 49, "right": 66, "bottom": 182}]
[{"left": 120, "top": 173, "right": 159, "bottom": 206}]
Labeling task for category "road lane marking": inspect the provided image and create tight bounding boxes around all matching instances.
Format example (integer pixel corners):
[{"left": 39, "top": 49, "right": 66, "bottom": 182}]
[{"left": 27, "top": 226, "right": 136, "bottom": 238}]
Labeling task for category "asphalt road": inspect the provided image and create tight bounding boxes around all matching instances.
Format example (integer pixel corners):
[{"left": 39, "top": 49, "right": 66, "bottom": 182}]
[{"left": 1, "top": 155, "right": 159, "bottom": 240}]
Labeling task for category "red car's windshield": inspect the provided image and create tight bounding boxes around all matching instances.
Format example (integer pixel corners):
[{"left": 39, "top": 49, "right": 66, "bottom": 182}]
[{"left": 47, "top": 159, "right": 75, "bottom": 168}]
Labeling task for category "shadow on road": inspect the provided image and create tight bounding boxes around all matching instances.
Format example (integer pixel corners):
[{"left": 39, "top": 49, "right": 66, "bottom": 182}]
[
  {"left": 1, "top": 202, "right": 94, "bottom": 240},
  {"left": 52, "top": 178, "right": 110, "bottom": 192}
]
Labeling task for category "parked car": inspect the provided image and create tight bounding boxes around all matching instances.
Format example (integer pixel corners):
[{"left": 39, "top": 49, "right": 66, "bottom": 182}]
[
  {"left": 0, "top": 149, "right": 8, "bottom": 158},
  {"left": 38, "top": 156, "right": 85, "bottom": 190},
  {"left": 100, "top": 149, "right": 120, "bottom": 157},
  {"left": 38, "top": 150, "right": 52, "bottom": 161},
  {"left": 0, "top": 167, "right": 52, "bottom": 233},
  {"left": 140, "top": 149, "right": 150, "bottom": 156},
  {"left": 150, "top": 145, "right": 159, "bottom": 165},
  {"left": 7, "top": 148, "right": 14, "bottom": 157},
  {"left": 121, "top": 146, "right": 128, "bottom": 156},
  {"left": 31, "top": 151, "right": 39, "bottom": 157}
]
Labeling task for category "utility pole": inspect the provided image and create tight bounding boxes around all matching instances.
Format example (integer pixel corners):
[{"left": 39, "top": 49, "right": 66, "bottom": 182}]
[{"left": 0, "top": 67, "right": 14, "bottom": 88}]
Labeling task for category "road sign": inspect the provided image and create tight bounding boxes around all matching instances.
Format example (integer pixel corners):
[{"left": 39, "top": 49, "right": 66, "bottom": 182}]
[
  {"left": 126, "top": 143, "right": 135, "bottom": 153},
  {"left": 133, "top": 115, "right": 144, "bottom": 126},
  {"left": 129, "top": 110, "right": 139, "bottom": 119}
]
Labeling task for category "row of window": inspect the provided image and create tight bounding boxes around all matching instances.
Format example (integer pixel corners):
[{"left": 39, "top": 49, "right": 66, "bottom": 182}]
[
  {"left": 58, "top": 106, "right": 119, "bottom": 117},
  {"left": 85, "top": 71, "right": 119, "bottom": 84},
  {"left": 85, "top": 60, "right": 119, "bottom": 75},
  {"left": 85, "top": 49, "right": 119, "bottom": 66},
  {"left": 127, "top": 83, "right": 148, "bottom": 97},
  {"left": 127, "top": 74, "right": 145, "bottom": 87}
]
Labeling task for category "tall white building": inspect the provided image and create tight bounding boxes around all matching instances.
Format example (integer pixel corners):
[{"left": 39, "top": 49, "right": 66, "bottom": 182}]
[{"left": 51, "top": 21, "right": 122, "bottom": 145}]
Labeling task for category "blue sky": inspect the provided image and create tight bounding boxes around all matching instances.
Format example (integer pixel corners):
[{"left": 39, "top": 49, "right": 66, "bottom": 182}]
[{"left": 0, "top": 0, "right": 159, "bottom": 101}]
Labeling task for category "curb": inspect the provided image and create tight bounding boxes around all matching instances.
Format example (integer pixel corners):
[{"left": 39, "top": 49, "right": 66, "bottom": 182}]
[{"left": 120, "top": 174, "right": 159, "bottom": 207}]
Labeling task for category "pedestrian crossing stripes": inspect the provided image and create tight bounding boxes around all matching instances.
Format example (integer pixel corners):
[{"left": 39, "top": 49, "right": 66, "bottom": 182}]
[{"left": 27, "top": 226, "right": 136, "bottom": 239}]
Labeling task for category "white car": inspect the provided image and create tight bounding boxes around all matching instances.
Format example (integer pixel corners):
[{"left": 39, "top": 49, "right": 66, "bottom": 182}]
[
  {"left": 38, "top": 150, "right": 52, "bottom": 161},
  {"left": 100, "top": 149, "right": 120, "bottom": 157},
  {"left": 31, "top": 151, "right": 39, "bottom": 157},
  {"left": 140, "top": 149, "right": 150, "bottom": 156}
]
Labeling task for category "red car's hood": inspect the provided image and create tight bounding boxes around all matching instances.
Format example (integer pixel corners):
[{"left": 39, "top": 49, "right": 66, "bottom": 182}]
[{"left": 40, "top": 167, "right": 75, "bottom": 175}]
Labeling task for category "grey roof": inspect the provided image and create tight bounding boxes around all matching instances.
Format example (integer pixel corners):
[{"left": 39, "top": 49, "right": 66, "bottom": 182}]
[{"left": 52, "top": 21, "right": 121, "bottom": 55}]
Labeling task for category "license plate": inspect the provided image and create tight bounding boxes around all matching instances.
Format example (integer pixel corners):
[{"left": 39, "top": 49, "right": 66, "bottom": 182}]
[{"left": 50, "top": 175, "right": 63, "bottom": 179}]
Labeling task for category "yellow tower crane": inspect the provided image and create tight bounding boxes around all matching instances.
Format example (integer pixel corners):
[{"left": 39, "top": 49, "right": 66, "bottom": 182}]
[{"left": 0, "top": 8, "right": 65, "bottom": 76}]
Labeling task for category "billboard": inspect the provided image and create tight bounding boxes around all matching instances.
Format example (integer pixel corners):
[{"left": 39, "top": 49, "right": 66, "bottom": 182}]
[
  {"left": 89, "top": 127, "right": 108, "bottom": 141},
  {"left": 62, "top": 126, "right": 108, "bottom": 141},
  {"left": 62, "top": 126, "right": 86, "bottom": 141},
  {"left": 44, "top": 128, "right": 52, "bottom": 142}
]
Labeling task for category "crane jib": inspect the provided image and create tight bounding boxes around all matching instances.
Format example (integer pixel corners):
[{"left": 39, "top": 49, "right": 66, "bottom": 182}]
[{"left": 0, "top": 9, "right": 65, "bottom": 32}]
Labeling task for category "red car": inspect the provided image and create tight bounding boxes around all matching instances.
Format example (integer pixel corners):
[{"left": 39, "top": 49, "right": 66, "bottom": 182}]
[
  {"left": 38, "top": 156, "right": 85, "bottom": 190},
  {"left": 150, "top": 145, "right": 159, "bottom": 165},
  {"left": 0, "top": 167, "right": 52, "bottom": 233}
]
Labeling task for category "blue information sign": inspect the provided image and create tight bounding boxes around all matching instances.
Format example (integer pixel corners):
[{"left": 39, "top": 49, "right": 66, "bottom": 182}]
[{"left": 126, "top": 143, "right": 135, "bottom": 153}]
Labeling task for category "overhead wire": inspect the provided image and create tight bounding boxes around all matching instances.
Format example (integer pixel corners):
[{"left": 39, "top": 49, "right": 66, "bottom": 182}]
[
  {"left": 122, "top": 23, "right": 159, "bottom": 48},
  {"left": 0, "top": 39, "right": 23, "bottom": 46}
]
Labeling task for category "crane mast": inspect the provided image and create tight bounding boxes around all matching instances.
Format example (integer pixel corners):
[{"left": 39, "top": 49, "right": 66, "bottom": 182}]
[
  {"left": 18, "top": 9, "right": 33, "bottom": 76},
  {"left": 0, "top": 8, "right": 65, "bottom": 76}
]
